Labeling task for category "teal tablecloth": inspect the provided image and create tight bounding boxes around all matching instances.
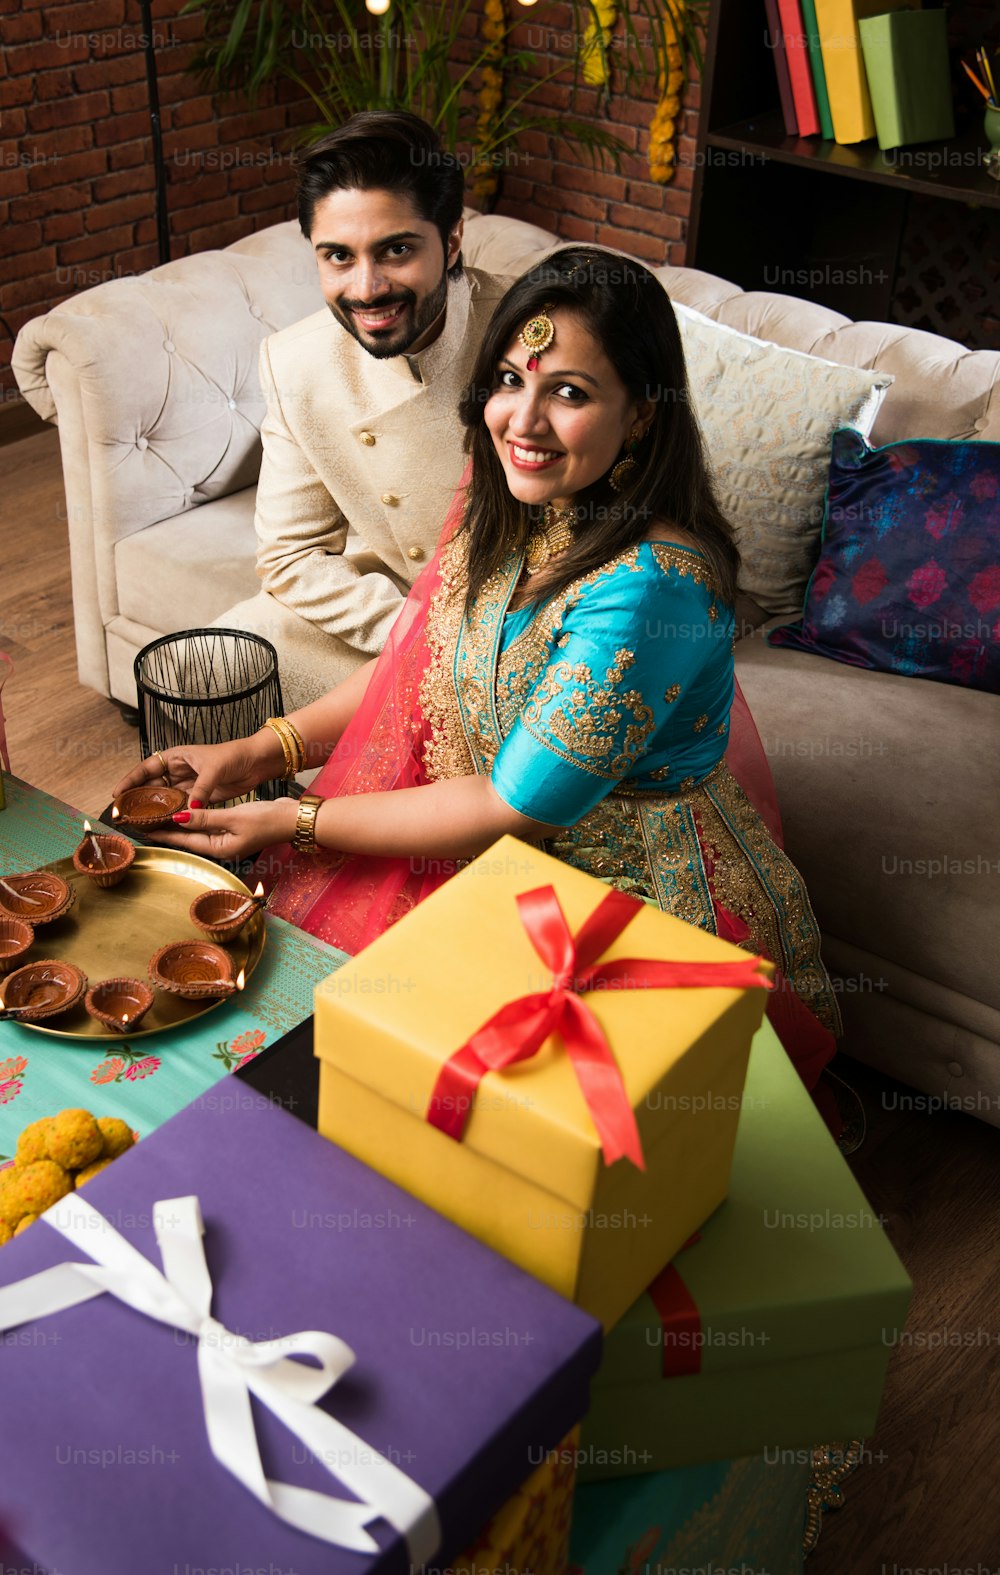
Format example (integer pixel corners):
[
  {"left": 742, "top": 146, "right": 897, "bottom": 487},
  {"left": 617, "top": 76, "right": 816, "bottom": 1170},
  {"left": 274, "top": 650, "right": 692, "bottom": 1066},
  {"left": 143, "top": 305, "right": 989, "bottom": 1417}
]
[{"left": 0, "top": 773, "right": 346, "bottom": 1158}]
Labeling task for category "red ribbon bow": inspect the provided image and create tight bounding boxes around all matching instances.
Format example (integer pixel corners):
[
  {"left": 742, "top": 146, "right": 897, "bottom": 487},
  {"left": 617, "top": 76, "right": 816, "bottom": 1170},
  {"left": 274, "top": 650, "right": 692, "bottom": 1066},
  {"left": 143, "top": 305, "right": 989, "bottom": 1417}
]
[{"left": 426, "top": 884, "right": 771, "bottom": 1172}]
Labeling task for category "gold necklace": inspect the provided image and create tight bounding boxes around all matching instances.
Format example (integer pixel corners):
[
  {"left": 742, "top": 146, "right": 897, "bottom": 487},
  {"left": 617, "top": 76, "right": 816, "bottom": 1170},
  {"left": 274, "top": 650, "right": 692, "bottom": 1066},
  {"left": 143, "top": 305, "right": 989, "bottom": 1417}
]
[{"left": 524, "top": 504, "right": 576, "bottom": 575}]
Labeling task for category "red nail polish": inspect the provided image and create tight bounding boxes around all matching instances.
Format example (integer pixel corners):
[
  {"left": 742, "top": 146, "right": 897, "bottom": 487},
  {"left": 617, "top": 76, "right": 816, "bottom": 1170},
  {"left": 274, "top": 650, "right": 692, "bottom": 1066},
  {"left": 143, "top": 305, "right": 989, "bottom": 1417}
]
[
  {"left": 189, "top": 799, "right": 203, "bottom": 809},
  {"left": 172, "top": 811, "right": 191, "bottom": 823}
]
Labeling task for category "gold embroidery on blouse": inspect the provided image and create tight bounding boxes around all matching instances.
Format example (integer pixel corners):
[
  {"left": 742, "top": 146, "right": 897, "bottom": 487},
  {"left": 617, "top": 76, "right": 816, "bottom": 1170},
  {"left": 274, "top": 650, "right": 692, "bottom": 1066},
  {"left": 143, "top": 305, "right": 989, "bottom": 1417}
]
[
  {"left": 664, "top": 683, "right": 681, "bottom": 704},
  {"left": 649, "top": 543, "right": 718, "bottom": 593},
  {"left": 520, "top": 653, "right": 656, "bottom": 779},
  {"left": 717, "top": 721, "right": 727, "bottom": 735},
  {"left": 493, "top": 547, "right": 644, "bottom": 746},
  {"left": 708, "top": 602, "right": 719, "bottom": 621},
  {"left": 693, "top": 714, "right": 709, "bottom": 733}
]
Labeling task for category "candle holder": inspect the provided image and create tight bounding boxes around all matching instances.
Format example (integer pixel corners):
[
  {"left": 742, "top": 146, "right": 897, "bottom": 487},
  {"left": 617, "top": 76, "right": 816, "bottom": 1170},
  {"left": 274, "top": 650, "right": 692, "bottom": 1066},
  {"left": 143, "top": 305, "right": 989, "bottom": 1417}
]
[
  {"left": 112, "top": 785, "right": 187, "bottom": 830},
  {"left": 84, "top": 977, "right": 155, "bottom": 1033},
  {"left": 72, "top": 832, "right": 136, "bottom": 889},
  {"left": 0, "top": 959, "right": 88, "bottom": 1022},
  {"left": 188, "top": 887, "right": 264, "bottom": 944},
  {"left": 0, "top": 916, "right": 34, "bottom": 975},
  {"left": 134, "top": 630, "right": 288, "bottom": 803},
  {"left": 149, "top": 940, "right": 236, "bottom": 1000},
  {"left": 0, "top": 871, "right": 76, "bottom": 926}
]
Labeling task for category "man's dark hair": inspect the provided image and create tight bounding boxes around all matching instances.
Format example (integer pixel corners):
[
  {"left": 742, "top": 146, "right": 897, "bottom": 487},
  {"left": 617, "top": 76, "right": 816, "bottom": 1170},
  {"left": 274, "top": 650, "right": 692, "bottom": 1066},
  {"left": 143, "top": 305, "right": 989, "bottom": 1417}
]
[{"left": 296, "top": 111, "right": 465, "bottom": 279}]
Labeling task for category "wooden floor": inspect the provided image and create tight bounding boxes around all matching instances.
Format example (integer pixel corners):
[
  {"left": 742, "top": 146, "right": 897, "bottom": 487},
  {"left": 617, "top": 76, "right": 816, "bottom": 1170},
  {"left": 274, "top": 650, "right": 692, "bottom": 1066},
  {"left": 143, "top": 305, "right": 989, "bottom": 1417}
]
[
  {"left": 2, "top": 428, "right": 1000, "bottom": 1565},
  {"left": 809, "top": 1062, "right": 1000, "bottom": 1568},
  {"left": 0, "top": 428, "right": 137, "bottom": 811}
]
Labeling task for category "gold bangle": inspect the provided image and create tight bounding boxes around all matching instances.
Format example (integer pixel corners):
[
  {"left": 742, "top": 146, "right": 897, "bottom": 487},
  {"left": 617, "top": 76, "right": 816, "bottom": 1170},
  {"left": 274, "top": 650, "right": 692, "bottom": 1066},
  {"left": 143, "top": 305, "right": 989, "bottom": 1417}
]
[
  {"left": 291, "top": 793, "right": 323, "bottom": 856},
  {"left": 262, "top": 718, "right": 295, "bottom": 780},
  {"left": 283, "top": 718, "right": 306, "bottom": 771}
]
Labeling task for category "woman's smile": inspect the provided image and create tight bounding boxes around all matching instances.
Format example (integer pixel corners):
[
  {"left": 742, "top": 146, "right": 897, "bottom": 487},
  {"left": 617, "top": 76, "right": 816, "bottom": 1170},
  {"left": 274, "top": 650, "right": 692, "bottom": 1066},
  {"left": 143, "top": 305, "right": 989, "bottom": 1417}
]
[{"left": 507, "top": 442, "right": 565, "bottom": 471}]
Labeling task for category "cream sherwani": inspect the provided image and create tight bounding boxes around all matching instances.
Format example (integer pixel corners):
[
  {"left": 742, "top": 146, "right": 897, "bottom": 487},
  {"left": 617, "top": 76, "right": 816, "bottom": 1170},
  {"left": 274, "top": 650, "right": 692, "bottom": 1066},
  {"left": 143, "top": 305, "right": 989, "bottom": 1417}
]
[
  {"left": 231, "top": 267, "right": 509, "bottom": 700},
  {"left": 216, "top": 267, "right": 509, "bottom": 710}
]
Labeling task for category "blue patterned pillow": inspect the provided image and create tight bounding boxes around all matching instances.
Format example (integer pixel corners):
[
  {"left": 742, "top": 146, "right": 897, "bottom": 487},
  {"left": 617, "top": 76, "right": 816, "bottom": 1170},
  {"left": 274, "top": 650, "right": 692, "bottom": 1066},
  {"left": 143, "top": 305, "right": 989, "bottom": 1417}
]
[{"left": 767, "top": 430, "right": 1000, "bottom": 693}]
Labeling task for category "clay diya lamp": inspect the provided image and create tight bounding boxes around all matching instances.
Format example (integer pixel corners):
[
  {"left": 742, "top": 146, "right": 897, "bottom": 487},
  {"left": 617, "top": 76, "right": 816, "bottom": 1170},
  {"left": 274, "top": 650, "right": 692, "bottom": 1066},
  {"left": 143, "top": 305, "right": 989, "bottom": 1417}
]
[
  {"left": 0, "top": 917, "right": 34, "bottom": 976},
  {"left": 149, "top": 940, "right": 241, "bottom": 1001},
  {"left": 0, "top": 871, "right": 76, "bottom": 926},
  {"left": 84, "top": 977, "right": 154, "bottom": 1033},
  {"left": 111, "top": 785, "right": 188, "bottom": 831},
  {"left": 189, "top": 882, "right": 265, "bottom": 944},
  {"left": 72, "top": 820, "right": 136, "bottom": 890},
  {"left": 0, "top": 959, "right": 88, "bottom": 1022}
]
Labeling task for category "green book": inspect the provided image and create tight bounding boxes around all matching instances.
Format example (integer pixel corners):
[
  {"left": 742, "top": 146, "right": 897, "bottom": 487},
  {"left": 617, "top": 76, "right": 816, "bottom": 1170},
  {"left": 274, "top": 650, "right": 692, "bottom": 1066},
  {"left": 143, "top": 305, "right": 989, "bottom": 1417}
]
[
  {"left": 859, "top": 8, "right": 956, "bottom": 151},
  {"left": 801, "top": 0, "right": 836, "bottom": 139}
]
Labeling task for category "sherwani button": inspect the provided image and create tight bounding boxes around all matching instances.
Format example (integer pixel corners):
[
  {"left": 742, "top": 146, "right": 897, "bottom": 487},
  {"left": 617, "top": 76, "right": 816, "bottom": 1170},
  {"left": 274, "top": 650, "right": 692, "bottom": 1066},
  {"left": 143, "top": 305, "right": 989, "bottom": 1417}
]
[
  {"left": 381, "top": 492, "right": 399, "bottom": 506},
  {"left": 360, "top": 431, "right": 376, "bottom": 446},
  {"left": 407, "top": 545, "right": 424, "bottom": 561}
]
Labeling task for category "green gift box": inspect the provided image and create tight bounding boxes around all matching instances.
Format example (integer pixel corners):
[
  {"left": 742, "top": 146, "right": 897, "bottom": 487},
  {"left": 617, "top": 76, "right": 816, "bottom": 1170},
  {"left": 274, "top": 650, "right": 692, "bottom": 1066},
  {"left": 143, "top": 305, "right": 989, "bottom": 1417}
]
[
  {"left": 576, "top": 1019, "right": 911, "bottom": 1479},
  {"left": 859, "top": 8, "right": 955, "bottom": 152}
]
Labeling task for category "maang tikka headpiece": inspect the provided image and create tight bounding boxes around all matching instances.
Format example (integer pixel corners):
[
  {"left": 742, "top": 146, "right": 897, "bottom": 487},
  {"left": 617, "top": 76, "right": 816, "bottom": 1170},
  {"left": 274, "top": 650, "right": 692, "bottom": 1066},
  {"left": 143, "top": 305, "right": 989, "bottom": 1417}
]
[{"left": 518, "top": 304, "right": 556, "bottom": 371}]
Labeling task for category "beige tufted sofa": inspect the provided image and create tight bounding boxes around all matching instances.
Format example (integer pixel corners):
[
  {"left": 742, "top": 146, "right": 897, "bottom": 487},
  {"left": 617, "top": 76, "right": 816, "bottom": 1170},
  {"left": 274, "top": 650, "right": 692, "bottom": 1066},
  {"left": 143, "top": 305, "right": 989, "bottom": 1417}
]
[{"left": 14, "top": 211, "right": 1000, "bottom": 1122}]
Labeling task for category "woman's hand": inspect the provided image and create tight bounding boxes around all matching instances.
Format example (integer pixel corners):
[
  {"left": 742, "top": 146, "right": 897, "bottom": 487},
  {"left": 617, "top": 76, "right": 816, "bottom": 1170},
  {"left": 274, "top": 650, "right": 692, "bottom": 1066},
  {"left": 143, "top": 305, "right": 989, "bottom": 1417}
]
[
  {"left": 111, "top": 734, "right": 281, "bottom": 808},
  {"left": 143, "top": 799, "right": 298, "bottom": 862}
]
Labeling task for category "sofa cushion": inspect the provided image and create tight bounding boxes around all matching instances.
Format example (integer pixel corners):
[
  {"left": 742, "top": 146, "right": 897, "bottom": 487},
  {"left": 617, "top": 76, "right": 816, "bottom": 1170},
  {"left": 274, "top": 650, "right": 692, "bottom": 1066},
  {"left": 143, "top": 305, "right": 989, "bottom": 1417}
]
[
  {"left": 116, "top": 488, "right": 260, "bottom": 633},
  {"left": 672, "top": 302, "right": 892, "bottom": 618},
  {"left": 769, "top": 429, "right": 1000, "bottom": 692},
  {"left": 735, "top": 630, "right": 1000, "bottom": 1016}
]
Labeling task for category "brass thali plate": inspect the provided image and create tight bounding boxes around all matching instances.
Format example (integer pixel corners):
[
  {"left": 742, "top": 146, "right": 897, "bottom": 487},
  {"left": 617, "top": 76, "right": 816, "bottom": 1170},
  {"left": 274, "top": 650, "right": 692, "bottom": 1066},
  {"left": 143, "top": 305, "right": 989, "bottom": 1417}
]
[{"left": 0, "top": 847, "right": 265, "bottom": 1040}]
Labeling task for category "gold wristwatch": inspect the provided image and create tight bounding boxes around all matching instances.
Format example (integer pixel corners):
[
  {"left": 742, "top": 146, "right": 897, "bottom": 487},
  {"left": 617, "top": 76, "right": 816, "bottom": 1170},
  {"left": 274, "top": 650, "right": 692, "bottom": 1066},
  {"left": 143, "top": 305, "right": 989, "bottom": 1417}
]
[{"left": 291, "top": 794, "right": 323, "bottom": 856}]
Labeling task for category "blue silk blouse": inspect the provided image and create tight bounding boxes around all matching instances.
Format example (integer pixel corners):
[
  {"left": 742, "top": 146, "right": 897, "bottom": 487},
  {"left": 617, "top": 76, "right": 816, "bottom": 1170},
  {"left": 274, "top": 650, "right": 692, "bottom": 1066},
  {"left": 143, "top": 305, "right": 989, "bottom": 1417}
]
[{"left": 491, "top": 542, "right": 735, "bottom": 825}]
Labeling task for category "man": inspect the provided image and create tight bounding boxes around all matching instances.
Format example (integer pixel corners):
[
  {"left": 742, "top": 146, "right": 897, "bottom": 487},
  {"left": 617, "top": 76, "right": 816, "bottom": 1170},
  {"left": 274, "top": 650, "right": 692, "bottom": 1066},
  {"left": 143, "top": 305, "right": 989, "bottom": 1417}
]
[{"left": 221, "top": 111, "right": 511, "bottom": 708}]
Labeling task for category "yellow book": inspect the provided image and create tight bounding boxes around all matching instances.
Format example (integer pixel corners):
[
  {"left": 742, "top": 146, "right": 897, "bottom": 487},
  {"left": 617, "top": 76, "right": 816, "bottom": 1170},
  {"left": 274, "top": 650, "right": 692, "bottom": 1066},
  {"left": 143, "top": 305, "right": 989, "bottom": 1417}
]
[
  {"left": 314, "top": 835, "right": 771, "bottom": 1331},
  {"left": 815, "top": 0, "right": 919, "bottom": 143}
]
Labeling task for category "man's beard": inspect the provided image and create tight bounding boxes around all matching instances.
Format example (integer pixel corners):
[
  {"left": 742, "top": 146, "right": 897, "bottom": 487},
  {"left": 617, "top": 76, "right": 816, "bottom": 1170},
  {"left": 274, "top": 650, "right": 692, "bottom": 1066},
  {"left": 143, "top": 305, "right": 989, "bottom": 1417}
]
[{"left": 329, "top": 268, "right": 449, "bottom": 359}]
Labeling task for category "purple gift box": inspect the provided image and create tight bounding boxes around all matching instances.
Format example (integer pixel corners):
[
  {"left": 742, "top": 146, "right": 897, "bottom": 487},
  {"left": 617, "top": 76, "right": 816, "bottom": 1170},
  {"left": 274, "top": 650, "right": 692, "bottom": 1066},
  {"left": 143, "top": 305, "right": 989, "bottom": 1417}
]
[{"left": 0, "top": 1093, "right": 602, "bottom": 1575}]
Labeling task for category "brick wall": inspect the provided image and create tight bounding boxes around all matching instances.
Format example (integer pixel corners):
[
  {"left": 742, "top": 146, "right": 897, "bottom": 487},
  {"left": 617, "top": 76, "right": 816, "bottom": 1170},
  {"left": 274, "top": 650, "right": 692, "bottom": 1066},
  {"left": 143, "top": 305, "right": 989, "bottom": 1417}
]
[
  {"left": 0, "top": 0, "right": 314, "bottom": 402},
  {"left": 472, "top": 0, "right": 701, "bottom": 266},
  {"left": 1, "top": 0, "right": 703, "bottom": 404}
]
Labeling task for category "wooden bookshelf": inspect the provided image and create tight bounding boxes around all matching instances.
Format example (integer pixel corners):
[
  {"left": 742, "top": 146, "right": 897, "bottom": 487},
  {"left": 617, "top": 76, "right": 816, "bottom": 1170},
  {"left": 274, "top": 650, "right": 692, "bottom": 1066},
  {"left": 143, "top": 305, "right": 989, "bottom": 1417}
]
[{"left": 687, "top": 0, "right": 1000, "bottom": 326}]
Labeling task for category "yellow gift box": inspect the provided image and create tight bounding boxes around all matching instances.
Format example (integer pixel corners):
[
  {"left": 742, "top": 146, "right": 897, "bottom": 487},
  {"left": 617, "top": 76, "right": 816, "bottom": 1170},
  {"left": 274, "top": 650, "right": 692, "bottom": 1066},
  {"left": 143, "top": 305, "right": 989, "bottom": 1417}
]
[
  {"left": 315, "top": 836, "right": 772, "bottom": 1331},
  {"left": 446, "top": 1425, "right": 579, "bottom": 1575}
]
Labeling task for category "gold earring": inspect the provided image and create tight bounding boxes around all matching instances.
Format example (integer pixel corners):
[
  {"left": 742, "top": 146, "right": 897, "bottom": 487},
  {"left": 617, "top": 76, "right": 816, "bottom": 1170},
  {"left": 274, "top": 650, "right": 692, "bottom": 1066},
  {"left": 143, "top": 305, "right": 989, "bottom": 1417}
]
[{"left": 609, "top": 423, "right": 644, "bottom": 493}]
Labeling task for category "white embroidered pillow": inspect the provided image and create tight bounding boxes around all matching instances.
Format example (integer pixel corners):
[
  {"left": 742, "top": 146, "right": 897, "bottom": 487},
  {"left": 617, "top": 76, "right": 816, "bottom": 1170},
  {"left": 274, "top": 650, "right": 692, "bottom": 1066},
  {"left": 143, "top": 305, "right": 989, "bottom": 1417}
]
[{"left": 672, "top": 301, "right": 893, "bottom": 616}]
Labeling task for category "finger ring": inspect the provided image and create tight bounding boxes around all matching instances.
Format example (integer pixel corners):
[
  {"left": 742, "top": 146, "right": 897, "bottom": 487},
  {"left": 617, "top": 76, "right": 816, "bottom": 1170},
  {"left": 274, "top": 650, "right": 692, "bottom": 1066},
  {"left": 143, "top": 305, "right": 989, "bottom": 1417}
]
[{"left": 154, "top": 751, "right": 170, "bottom": 781}]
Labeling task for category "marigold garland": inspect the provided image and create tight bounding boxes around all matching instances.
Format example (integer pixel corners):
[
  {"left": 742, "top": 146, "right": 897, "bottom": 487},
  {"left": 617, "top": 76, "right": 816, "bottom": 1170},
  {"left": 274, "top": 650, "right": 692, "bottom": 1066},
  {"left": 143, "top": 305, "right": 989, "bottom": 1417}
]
[
  {"left": 581, "top": 0, "right": 618, "bottom": 88},
  {"left": 471, "top": 0, "right": 507, "bottom": 201},
  {"left": 649, "top": 5, "right": 686, "bottom": 183}
]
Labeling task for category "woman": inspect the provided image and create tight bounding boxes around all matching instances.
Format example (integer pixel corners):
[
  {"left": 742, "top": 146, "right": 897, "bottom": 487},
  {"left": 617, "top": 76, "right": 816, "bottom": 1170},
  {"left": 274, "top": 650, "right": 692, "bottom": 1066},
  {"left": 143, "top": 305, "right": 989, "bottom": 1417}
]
[{"left": 113, "top": 248, "right": 840, "bottom": 1089}]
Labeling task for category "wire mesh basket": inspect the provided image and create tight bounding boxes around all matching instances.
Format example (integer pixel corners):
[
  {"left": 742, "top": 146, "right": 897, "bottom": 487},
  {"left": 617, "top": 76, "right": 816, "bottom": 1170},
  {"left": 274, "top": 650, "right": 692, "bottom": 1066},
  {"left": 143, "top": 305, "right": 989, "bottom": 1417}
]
[{"left": 134, "top": 630, "right": 287, "bottom": 802}]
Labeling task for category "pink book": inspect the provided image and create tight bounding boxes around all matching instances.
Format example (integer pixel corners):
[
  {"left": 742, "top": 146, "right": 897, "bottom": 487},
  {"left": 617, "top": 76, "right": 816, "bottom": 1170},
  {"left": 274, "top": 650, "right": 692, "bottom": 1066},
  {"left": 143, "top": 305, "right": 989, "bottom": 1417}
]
[{"left": 776, "top": 0, "right": 821, "bottom": 135}]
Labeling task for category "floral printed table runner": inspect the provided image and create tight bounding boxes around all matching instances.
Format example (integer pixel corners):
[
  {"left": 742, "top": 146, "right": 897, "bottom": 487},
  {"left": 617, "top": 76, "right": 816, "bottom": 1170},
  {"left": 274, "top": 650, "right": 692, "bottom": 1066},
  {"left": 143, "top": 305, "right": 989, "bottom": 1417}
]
[{"left": 0, "top": 773, "right": 346, "bottom": 1160}]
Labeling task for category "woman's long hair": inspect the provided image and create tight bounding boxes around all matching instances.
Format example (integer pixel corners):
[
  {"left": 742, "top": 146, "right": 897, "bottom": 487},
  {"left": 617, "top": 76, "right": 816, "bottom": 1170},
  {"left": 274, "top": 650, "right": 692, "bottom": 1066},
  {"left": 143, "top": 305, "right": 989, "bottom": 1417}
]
[{"left": 458, "top": 246, "right": 739, "bottom": 611}]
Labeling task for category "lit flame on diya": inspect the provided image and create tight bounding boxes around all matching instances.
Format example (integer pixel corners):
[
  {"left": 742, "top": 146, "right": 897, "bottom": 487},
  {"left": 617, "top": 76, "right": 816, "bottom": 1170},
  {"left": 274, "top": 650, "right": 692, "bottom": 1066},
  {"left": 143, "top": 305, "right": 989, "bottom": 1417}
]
[
  {"left": 253, "top": 882, "right": 264, "bottom": 900},
  {"left": 236, "top": 968, "right": 246, "bottom": 993},
  {"left": 82, "top": 818, "right": 105, "bottom": 866},
  {"left": 111, "top": 804, "right": 120, "bottom": 822}
]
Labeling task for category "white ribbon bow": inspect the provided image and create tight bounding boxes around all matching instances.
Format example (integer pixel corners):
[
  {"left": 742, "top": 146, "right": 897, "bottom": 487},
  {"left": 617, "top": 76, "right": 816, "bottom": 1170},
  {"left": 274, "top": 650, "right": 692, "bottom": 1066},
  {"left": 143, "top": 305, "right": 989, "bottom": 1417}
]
[{"left": 0, "top": 1192, "right": 441, "bottom": 1561}]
